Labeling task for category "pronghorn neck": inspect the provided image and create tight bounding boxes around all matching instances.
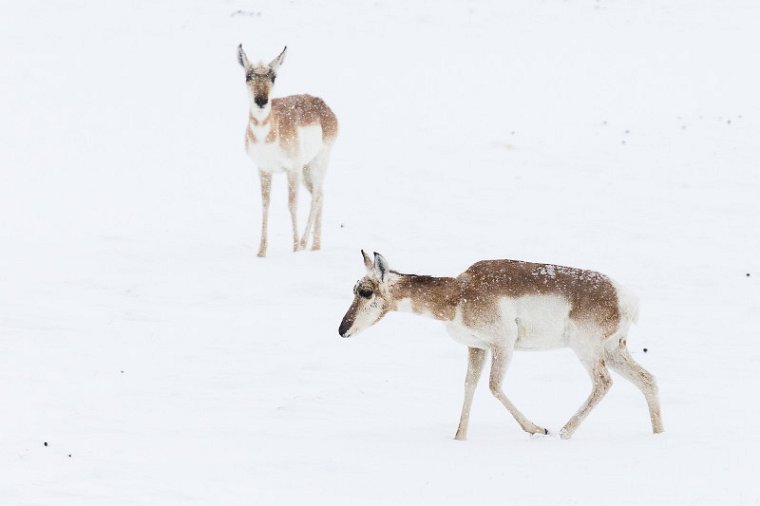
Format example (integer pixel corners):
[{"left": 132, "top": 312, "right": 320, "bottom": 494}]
[
  {"left": 247, "top": 106, "right": 275, "bottom": 145},
  {"left": 389, "top": 273, "right": 460, "bottom": 321},
  {"left": 249, "top": 105, "right": 272, "bottom": 125}
]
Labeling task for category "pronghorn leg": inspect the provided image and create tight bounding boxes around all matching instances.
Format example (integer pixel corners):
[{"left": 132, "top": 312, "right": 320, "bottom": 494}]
[
  {"left": 489, "top": 345, "right": 547, "bottom": 435},
  {"left": 287, "top": 170, "right": 302, "bottom": 252},
  {"left": 454, "top": 347, "right": 487, "bottom": 441},
  {"left": 300, "top": 186, "right": 321, "bottom": 251},
  {"left": 301, "top": 149, "right": 330, "bottom": 251},
  {"left": 605, "top": 340, "right": 664, "bottom": 434},
  {"left": 560, "top": 349, "right": 612, "bottom": 439},
  {"left": 310, "top": 188, "right": 324, "bottom": 251},
  {"left": 257, "top": 170, "right": 272, "bottom": 258}
]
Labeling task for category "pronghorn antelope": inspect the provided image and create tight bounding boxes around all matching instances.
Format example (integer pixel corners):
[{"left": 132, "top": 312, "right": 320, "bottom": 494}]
[
  {"left": 238, "top": 45, "right": 338, "bottom": 257},
  {"left": 339, "top": 251, "right": 663, "bottom": 440}
]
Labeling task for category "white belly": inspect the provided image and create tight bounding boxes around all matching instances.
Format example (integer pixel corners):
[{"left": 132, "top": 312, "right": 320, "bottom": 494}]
[
  {"left": 445, "top": 308, "right": 491, "bottom": 350},
  {"left": 502, "top": 295, "right": 571, "bottom": 351},
  {"left": 245, "top": 124, "right": 325, "bottom": 173},
  {"left": 444, "top": 295, "right": 571, "bottom": 351},
  {"left": 247, "top": 139, "right": 291, "bottom": 172}
]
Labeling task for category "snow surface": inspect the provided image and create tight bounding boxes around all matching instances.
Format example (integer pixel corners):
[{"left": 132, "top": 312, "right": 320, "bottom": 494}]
[{"left": 1, "top": 1, "right": 759, "bottom": 504}]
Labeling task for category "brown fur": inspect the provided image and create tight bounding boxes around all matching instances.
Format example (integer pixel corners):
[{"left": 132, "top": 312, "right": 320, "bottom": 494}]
[
  {"left": 245, "top": 95, "right": 338, "bottom": 155},
  {"left": 388, "top": 260, "right": 620, "bottom": 336}
]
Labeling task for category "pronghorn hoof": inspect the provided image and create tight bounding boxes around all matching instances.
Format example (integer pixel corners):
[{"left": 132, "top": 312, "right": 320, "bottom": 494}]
[{"left": 544, "top": 428, "right": 549, "bottom": 435}]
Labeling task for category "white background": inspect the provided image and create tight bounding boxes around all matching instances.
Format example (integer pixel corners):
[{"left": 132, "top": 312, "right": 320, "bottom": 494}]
[{"left": 1, "top": 1, "right": 758, "bottom": 504}]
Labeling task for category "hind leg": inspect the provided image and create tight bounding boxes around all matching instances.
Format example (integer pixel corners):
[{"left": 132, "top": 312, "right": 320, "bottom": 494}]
[
  {"left": 301, "top": 148, "right": 330, "bottom": 251},
  {"left": 287, "top": 170, "right": 303, "bottom": 252},
  {"left": 605, "top": 339, "right": 664, "bottom": 433}
]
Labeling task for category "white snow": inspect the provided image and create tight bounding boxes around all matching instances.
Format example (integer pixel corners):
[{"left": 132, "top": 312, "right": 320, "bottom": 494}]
[{"left": 1, "top": 1, "right": 759, "bottom": 505}]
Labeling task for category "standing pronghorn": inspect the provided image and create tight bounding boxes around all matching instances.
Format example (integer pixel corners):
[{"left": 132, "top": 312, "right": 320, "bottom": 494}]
[
  {"left": 339, "top": 251, "right": 663, "bottom": 440},
  {"left": 238, "top": 45, "right": 338, "bottom": 257}
]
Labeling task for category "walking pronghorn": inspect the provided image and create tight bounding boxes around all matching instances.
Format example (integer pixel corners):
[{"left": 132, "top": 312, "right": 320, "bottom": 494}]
[
  {"left": 339, "top": 251, "right": 663, "bottom": 440},
  {"left": 238, "top": 45, "right": 338, "bottom": 257}
]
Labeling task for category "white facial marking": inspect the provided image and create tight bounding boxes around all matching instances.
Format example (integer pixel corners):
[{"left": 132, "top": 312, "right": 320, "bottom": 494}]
[{"left": 346, "top": 297, "right": 384, "bottom": 336}]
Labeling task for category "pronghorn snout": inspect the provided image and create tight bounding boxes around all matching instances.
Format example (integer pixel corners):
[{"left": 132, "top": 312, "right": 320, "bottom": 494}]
[
  {"left": 254, "top": 96, "right": 268, "bottom": 108},
  {"left": 339, "top": 298, "right": 360, "bottom": 337},
  {"left": 339, "top": 312, "right": 354, "bottom": 337}
]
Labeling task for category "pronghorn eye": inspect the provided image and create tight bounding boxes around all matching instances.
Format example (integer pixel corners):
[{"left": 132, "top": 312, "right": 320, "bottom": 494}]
[{"left": 358, "top": 288, "right": 373, "bottom": 299}]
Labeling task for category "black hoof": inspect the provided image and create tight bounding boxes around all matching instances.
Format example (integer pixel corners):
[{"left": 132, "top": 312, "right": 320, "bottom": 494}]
[{"left": 544, "top": 428, "right": 549, "bottom": 435}]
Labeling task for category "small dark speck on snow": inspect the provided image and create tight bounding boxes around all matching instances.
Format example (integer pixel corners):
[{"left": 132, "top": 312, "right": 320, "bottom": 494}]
[
  {"left": 643, "top": 348, "right": 648, "bottom": 353},
  {"left": 747, "top": 273, "right": 751, "bottom": 277},
  {"left": 44, "top": 442, "right": 48, "bottom": 447}
]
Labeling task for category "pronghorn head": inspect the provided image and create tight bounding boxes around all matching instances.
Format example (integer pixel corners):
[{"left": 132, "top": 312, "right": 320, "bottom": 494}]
[
  {"left": 339, "top": 251, "right": 395, "bottom": 338},
  {"left": 237, "top": 45, "right": 287, "bottom": 111}
]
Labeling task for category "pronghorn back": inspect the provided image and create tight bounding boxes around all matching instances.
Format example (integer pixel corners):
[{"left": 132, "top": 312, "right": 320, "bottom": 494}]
[
  {"left": 457, "top": 259, "right": 624, "bottom": 337},
  {"left": 270, "top": 94, "right": 338, "bottom": 145}
]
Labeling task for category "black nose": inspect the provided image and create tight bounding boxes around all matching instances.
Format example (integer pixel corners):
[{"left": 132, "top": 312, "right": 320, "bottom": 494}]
[
  {"left": 338, "top": 319, "right": 352, "bottom": 338},
  {"left": 254, "top": 96, "right": 268, "bottom": 108}
]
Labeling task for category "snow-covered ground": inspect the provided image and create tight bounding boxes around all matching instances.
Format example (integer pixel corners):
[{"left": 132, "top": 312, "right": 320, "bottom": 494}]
[{"left": 1, "top": 1, "right": 759, "bottom": 504}]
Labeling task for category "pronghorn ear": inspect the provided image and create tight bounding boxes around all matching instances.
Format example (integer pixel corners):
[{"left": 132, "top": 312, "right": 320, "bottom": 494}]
[
  {"left": 237, "top": 44, "right": 251, "bottom": 69},
  {"left": 373, "top": 252, "right": 389, "bottom": 282},
  {"left": 270, "top": 46, "right": 287, "bottom": 71},
  {"left": 361, "top": 250, "right": 373, "bottom": 271}
]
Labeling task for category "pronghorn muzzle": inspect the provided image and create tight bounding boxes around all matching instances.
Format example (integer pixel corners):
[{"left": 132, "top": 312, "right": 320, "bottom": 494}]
[{"left": 339, "top": 299, "right": 359, "bottom": 337}]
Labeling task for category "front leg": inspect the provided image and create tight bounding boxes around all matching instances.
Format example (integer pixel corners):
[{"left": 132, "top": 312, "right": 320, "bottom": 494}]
[
  {"left": 489, "top": 345, "right": 547, "bottom": 435},
  {"left": 454, "top": 347, "right": 487, "bottom": 441},
  {"left": 257, "top": 170, "right": 272, "bottom": 257}
]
